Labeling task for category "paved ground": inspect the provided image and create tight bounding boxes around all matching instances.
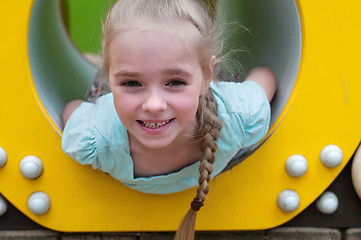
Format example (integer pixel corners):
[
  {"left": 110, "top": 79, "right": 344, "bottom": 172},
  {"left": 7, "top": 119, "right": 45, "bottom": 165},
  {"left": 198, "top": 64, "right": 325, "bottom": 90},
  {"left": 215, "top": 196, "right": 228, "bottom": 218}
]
[{"left": 1, "top": 228, "right": 361, "bottom": 240}]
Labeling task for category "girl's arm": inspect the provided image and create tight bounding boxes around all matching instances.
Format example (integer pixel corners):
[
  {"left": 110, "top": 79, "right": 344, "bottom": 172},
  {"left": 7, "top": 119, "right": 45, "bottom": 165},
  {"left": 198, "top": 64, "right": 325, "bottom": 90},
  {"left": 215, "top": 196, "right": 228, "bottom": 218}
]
[
  {"left": 63, "top": 100, "right": 83, "bottom": 125},
  {"left": 245, "top": 67, "right": 277, "bottom": 102}
]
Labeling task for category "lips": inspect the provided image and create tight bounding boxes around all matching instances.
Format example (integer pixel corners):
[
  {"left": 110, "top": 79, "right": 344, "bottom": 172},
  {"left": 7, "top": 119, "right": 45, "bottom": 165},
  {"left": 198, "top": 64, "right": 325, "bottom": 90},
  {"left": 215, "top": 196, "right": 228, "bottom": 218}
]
[{"left": 137, "top": 119, "right": 173, "bottom": 129}]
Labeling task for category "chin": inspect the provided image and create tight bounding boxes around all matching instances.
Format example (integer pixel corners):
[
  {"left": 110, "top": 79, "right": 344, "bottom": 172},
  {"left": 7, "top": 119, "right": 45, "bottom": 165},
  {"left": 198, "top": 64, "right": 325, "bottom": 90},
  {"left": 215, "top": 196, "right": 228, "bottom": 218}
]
[{"left": 141, "top": 142, "right": 171, "bottom": 150}]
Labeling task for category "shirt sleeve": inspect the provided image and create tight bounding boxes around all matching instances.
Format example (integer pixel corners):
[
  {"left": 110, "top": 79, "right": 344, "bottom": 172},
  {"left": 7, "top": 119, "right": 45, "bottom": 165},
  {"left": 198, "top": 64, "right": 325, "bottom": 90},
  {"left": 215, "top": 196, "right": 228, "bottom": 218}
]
[
  {"left": 211, "top": 80, "right": 271, "bottom": 148},
  {"left": 62, "top": 101, "right": 101, "bottom": 169},
  {"left": 208, "top": 80, "right": 271, "bottom": 176},
  {"left": 240, "top": 81, "right": 271, "bottom": 146}
]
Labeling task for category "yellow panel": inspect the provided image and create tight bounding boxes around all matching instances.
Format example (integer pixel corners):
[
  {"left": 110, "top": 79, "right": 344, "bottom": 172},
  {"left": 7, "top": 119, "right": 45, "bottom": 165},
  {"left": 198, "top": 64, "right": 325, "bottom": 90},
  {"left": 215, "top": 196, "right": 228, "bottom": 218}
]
[{"left": 0, "top": 0, "right": 361, "bottom": 232}]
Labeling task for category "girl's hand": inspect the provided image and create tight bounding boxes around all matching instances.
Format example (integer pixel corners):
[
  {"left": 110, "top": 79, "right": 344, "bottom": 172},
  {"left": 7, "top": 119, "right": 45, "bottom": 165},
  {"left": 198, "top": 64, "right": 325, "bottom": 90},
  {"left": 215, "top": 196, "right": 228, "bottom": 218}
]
[
  {"left": 245, "top": 67, "right": 277, "bottom": 102},
  {"left": 63, "top": 100, "right": 83, "bottom": 125}
]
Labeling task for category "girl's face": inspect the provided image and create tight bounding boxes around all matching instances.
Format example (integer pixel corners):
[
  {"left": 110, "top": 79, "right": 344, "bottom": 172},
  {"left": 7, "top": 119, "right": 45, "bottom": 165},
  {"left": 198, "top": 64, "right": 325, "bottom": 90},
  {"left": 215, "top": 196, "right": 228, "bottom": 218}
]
[{"left": 108, "top": 21, "right": 213, "bottom": 150}]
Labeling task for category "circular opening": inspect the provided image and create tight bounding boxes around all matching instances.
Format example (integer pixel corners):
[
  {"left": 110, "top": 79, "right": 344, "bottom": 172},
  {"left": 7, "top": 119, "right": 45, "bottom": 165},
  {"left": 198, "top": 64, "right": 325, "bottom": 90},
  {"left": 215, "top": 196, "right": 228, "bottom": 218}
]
[
  {"left": 29, "top": 0, "right": 301, "bottom": 163},
  {"left": 218, "top": 0, "right": 301, "bottom": 127},
  {"left": 29, "top": 0, "right": 98, "bottom": 130},
  {"left": 216, "top": 0, "right": 302, "bottom": 168}
]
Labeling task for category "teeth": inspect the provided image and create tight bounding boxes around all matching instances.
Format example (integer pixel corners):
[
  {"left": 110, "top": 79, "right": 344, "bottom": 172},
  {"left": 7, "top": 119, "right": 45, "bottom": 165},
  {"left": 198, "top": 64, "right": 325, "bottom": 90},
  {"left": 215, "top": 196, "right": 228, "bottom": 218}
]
[{"left": 141, "top": 120, "right": 170, "bottom": 129}]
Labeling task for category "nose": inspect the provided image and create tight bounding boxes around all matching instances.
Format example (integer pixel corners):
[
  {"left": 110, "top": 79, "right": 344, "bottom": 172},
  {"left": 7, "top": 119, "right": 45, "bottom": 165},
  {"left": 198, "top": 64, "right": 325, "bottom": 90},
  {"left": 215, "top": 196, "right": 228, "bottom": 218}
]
[{"left": 142, "top": 91, "right": 167, "bottom": 113}]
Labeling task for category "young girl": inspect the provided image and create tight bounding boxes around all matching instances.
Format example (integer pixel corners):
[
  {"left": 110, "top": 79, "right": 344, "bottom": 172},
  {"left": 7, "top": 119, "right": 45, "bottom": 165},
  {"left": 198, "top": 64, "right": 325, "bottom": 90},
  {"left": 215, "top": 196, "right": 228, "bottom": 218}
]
[{"left": 62, "top": 0, "right": 277, "bottom": 239}]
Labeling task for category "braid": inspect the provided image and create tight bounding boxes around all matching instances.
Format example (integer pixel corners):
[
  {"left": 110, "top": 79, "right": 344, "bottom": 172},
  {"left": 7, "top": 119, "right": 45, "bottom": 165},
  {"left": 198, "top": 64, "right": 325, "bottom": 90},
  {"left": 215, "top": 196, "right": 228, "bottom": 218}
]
[
  {"left": 195, "top": 90, "right": 222, "bottom": 203},
  {"left": 175, "top": 89, "right": 222, "bottom": 240}
]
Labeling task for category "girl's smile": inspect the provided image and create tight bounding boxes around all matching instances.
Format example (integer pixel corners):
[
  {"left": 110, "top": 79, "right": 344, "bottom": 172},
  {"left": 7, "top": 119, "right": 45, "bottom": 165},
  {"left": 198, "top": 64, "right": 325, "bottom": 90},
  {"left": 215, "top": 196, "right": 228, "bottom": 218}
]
[{"left": 137, "top": 119, "right": 174, "bottom": 129}]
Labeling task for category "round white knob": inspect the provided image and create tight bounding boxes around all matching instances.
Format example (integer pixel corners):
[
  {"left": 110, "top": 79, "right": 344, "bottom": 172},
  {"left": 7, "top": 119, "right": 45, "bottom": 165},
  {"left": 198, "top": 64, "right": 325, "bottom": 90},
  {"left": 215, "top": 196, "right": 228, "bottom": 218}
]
[
  {"left": 0, "top": 147, "right": 7, "bottom": 168},
  {"left": 0, "top": 196, "right": 8, "bottom": 216},
  {"left": 320, "top": 145, "right": 343, "bottom": 168},
  {"left": 285, "top": 154, "right": 308, "bottom": 177},
  {"left": 20, "top": 156, "right": 43, "bottom": 179},
  {"left": 277, "top": 189, "right": 300, "bottom": 212},
  {"left": 316, "top": 191, "right": 338, "bottom": 214},
  {"left": 351, "top": 144, "right": 361, "bottom": 200},
  {"left": 27, "top": 192, "right": 50, "bottom": 215}
]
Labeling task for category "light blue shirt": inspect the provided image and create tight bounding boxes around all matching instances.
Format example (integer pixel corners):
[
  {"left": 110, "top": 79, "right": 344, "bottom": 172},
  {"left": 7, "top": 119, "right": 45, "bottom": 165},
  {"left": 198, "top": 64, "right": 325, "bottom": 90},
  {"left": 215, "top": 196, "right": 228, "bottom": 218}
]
[{"left": 62, "top": 81, "right": 270, "bottom": 194}]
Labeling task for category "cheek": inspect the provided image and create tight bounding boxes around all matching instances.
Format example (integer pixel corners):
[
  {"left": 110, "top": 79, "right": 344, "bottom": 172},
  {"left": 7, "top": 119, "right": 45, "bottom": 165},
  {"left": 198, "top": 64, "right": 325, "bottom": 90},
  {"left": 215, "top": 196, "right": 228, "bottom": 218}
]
[
  {"left": 172, "top": 95, "right": 199, "bottom": 119},
  {"left": 113, "top": 94, "right": 137, "bottom": 120}
]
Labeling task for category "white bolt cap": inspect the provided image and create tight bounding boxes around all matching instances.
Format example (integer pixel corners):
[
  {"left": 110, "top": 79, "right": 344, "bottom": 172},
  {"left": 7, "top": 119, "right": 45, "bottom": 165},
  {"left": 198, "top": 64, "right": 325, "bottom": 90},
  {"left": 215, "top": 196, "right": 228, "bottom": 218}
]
[
  {"left": 277, "top": 189, "right": 300, "bottom": 212},
  {"left": 316, "top": 191, "right": 338, "bottom": 214},
  {"left": 27, "top": 192, "right": 50, "bottom": 215},
  {"left": 0, "top": 147, "right": 7, "bottom": 168},
  {"left": 285, "top": 154, "right": 308, "bottom": 177},
  {"left": 320, "top": 145, "right": 343, "bottom": 168},
  {"left": 0, "top": 196, "right": 8, "bottom": 216},
  {"left": 20, "top": 156, "right": 43, "bottom": 179}
]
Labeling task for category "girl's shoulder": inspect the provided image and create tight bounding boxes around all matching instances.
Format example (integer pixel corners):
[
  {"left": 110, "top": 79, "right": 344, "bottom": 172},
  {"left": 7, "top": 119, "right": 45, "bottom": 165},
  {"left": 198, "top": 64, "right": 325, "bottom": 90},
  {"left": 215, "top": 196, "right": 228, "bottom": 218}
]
[
  {"left": 62, "top": 93, "right": 128, "bottom": 151},
  {"left": 210, "top": 80, "right": 269, "bottom": 115}
]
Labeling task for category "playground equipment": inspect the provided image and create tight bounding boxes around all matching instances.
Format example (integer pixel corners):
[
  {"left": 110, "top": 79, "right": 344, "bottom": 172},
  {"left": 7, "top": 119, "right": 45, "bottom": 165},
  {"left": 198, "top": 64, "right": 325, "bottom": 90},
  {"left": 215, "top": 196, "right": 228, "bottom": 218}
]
[{"left": 0, "top": 0, "right": 361, "bottom": 232}]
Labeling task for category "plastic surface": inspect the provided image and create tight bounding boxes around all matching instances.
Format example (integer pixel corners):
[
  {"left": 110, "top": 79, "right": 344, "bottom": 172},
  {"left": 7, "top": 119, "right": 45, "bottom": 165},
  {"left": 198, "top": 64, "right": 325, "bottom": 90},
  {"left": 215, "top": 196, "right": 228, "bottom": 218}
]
[
  {"left": 316, "top": 191, "right": 338, "bottom": 214},
  {"left": 285, "top": 154, "right": 308, "bottom": 177},
  {"left": 0, "top": 147, "right": 6, "bottom": 168},
  {"left": 351, "top": 145, "right": 361, "bottom": 199},
  {"left": 27, "top": 192, "right": 51, "bottom": 216},
  {"left": 277, "top": 190, "right": 300, "bottom": 212},
  {"left": 0, "top": 0, "right": 361, "bottom": 232},
  {"left": 20, "top": 156, "right": 43, "bottom": 179},
  {"left": 320, "top": 145, "right": 343, "bottom": 168},
  {"left": 0, "top": 196, "right": 7, "bottom": 216}
]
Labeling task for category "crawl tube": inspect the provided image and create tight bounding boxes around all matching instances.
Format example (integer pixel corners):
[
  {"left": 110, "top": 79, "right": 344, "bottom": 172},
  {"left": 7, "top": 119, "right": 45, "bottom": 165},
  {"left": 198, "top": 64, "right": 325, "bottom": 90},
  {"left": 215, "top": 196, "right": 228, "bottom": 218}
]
[{"left": 0, "top": 0, "right": 361, "bottom": 232}]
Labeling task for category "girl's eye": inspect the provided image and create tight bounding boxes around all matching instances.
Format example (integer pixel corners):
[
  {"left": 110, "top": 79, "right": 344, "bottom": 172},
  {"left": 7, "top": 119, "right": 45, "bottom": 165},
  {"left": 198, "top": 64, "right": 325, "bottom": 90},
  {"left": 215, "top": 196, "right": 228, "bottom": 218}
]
[
  {"left": 121, "top": 81, "right": 141, "bottom": 87},
  {"left": 167, "top": 79, "right": 185, "bottom": 87}
]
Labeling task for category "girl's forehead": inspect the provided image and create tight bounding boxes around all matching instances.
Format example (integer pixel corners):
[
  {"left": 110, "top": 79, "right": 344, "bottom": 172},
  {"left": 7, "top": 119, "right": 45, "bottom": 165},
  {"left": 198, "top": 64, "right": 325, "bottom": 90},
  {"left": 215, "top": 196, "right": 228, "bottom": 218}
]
[
  {"left": 109, "top": 25, "right": 199, "bottom": 62},
  {"left": 107, "top": 19, "right": 204, "bottom": 72},
  {"left": 107, "top": 20, "right": 205, "bottom": 76},
  {"left": 114, "top": 18, "right": 201, "bottom": 42}
]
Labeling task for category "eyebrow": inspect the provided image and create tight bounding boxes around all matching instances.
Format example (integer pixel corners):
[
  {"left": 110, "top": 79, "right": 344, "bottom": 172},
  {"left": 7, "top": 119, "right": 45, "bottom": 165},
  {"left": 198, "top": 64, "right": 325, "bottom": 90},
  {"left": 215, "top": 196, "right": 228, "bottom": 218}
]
[
  {"left": 114, "top": 68, "right": 192, "bottom": 78},
  {"left": 114, "top": 71, "right": 141, "bottom": 78},
  {"left": 163, "top": 68, "right": 192, "bottom": 77}
]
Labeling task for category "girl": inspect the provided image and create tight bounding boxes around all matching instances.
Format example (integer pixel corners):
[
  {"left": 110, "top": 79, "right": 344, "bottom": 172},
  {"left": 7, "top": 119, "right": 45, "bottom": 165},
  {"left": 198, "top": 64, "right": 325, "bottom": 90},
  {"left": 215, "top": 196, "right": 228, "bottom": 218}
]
[{"left": 62, "top": 0, "right": 277, "bottom": 239}]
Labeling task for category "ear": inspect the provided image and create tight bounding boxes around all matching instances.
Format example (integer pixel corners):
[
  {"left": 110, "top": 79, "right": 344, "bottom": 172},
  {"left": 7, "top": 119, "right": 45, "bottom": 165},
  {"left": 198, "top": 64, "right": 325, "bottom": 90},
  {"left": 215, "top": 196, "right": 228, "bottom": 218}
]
[{"left": 201, "top": 55, "right": 216, "bottom": 95}]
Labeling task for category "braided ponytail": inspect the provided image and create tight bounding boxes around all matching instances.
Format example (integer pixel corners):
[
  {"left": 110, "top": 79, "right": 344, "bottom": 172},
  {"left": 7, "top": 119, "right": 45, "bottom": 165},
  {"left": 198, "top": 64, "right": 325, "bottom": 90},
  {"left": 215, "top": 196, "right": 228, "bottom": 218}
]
[{"left": 174, "top": 89, "right": 222, "bottom": 240}]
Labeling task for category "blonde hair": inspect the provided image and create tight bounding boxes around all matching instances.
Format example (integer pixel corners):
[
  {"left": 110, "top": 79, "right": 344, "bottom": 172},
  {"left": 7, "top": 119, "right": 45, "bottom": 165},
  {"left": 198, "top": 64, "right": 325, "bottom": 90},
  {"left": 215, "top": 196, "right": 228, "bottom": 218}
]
[{"left": 101, "top": 1, "right": 223, "bottom": 239}]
